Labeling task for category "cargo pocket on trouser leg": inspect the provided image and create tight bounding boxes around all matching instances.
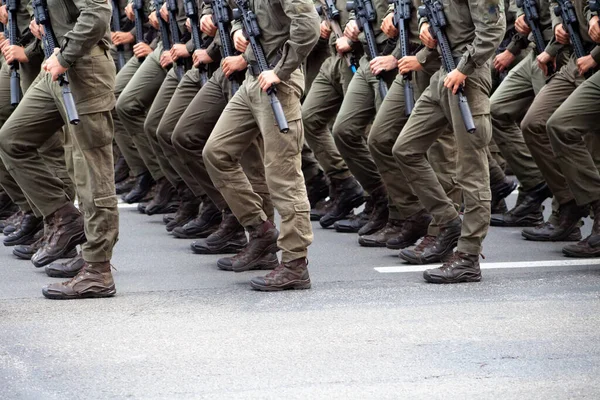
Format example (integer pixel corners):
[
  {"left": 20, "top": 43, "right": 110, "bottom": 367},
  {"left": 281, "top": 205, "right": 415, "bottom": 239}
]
[{"left": 81, "top": 194, "right": 119, "bottom": 263}]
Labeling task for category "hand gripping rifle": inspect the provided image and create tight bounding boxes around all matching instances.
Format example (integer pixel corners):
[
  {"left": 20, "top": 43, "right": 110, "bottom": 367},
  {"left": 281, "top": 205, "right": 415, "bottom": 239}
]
[
  {"left": 346, "top": 0, "right": 388, "bottom": 98},
  {"left": 389, "top": 0, "right": 414, "bottom": 115},
  {"left": 316, "top": 0, "right": 358, "bottom": 73},
  {"left": 32, "top": 0, "right": 80, "bottom": 124},
  {"left": 133, "top": 0, "right": 146, "bottom": 62},
  {"left": 183, "top": 0, "right": 210, "bottom": 85},
  {"left": 516, "top": 0, "right": 554, "bottom": 74},
  {"left": 111, "top": 0, "right": 126, "bottom": 71},
  {"left": 553, "top": 0, "right": 587, "bottom": 59},
  {"left": 165, "top": 0, "right": 186, "bottom": 80},
  {"left": 232, "top": 0, "right": 289, "bottom": 133},
  {"left": 7, "top": 0, "right": 20, "bottom": 106},
  {"left": 418, "top": 0, "right": 475, "bottom": 133},
  {"left": 206, "top": 0, "right": 240, "bottom": 95}
]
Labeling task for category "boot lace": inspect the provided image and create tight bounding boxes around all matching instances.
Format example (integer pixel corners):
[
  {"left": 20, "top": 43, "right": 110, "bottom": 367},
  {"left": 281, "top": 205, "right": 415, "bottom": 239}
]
[{"left": 414, "top": 235, "right": 436, "bottom": 252}]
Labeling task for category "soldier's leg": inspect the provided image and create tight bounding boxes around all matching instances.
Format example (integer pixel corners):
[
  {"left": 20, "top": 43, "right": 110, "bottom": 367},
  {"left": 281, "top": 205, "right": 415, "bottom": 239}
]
[
  {"left": 116, "top": 46, "right": 167, "bottom": 185},
  {"left": 113, "top": 56, "right": 147, "bottom": 178},
  {"left": 366, "top": 75, "right": 431, "bottom": 248},
  {"left": 173, "top": 73, "right": 272, "bottom": 247},
  {"left": 520, "top": 58, "right": 588, "bottom": 241},
  {"left": 548, "top": 70, "right": 600, "bottom": 257},
  {"left": 141, "top": 68, "right": 182, "bottom": 214},
  {"left": 156, "top": 68, "right": 206, "bottom": 230}
]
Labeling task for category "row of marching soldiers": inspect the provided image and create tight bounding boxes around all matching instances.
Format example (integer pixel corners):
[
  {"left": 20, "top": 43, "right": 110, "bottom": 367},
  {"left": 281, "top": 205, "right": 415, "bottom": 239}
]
[{"left": 0, "top": 0, "right": 598, "bottom": 299}]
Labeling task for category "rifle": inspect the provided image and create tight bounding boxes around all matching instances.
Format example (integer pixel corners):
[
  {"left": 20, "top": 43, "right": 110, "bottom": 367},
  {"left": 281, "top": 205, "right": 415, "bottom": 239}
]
[
  {"left": 232, "top": 0, "right": 289, "bottom": 133},
  {"left": 553, "top": 0, "right": 586, "bottom": 59},
  {"left": 32, "top": 0, "right": 80, "bottom": 124},
  {"left": 183, "top": 0, "right": 209, "bottom": 85},
  {"left": 516, "top": 0, "right": 554, "bottom": 74},
  {"left": 207, "top": 0, "right": 240, "bottom": 95},
  {"left": 165, "top": 0, "right": 186, "bottom": 80},
  {"left": 389, "top": 0, "right": 414, "bottom": 115},
  {"left": 346, "top": 0, "right": 388, "bottom": 99},
  {"left": 7, "top": 0, "right": 20, "bottom": 106},
  {"left": 316, "top": 0, "right": 358, "bottom": 74},
  {"left": 111, "top": 0, "right": 126, "bottom": 71},
  {"left": 133, "top": 0, "right": 146, "bottom": 62},
  {"left": 418, "top": 0, "right": 475, "bottom": 133}
]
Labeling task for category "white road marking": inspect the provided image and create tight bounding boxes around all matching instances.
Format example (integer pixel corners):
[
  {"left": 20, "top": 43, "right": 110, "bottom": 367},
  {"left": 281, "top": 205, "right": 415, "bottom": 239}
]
[
  {"left": 118, "top": 203, "right": 140, "bottom": 209},
  {"left": 375, "top": 259, "right": 600, "bottom": 273}
]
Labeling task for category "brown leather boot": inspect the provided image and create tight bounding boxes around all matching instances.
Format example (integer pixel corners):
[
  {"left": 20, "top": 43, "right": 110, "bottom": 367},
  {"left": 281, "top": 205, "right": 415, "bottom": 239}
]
[
  {"left": 165, "top": 188, "right": 203, "bottom": 232},
  {"left": 42, "top": 261, "right": 116, "bottom": 299},
  {"left": 191, "top": 209, "right": 248, "bottom": 254},
  {"left": 521, "top": 200, "right": 588, "bottom": 242},
  {"left": 385, "top": 209, "right": 433, "bottom": 250},
  {"left": 562, "top": 200, "right": 600, "bottom": 257},
  {"left": 250, "top": 258, "right": 311, "bottom": 291},
  {"left": 399, "top": 217, "right": 461, "bottom": 265},
  {"left": 423, "top": 251, "right": 481, "bottom": 284},
  {"left": 32, "top": 203, "right": 86, "bottom": 268},
  {"left": 215, "top": 220, "right": 279, "bottom": 272},
  {"left": 357, "top": 185, "right": 389, "bottom": 236},
  {"left": 172, "top": 197, "right": 221, "bottom": 238},
  {"left": 217, "top": 252, "right": 279, "bottom": 272},
  {"left": 358, "top": 219, "right": 405, "bottom": 247},
  {"left": 45, "top": 252, "right": 86, "bottom": 278},
  {"left": 146, "top": 178, "right": 178, "bottom": 215}
]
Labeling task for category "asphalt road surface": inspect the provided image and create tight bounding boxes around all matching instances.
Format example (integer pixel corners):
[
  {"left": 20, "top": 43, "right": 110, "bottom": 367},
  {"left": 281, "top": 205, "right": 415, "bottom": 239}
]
[{"left": 1, "top": 193, "right": 599, "bottom": 399}]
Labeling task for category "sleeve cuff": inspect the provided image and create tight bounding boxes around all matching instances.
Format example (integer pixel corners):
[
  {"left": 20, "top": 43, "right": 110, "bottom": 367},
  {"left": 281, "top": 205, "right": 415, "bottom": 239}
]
[
  {"left": 57, "top": 52, "right": 73, "bottom": 68},
  {"left": 206, "top": 41, "right": 221, "bottom": 61},
  {"left": 416, "top": 46, "right": 437, "bottom": 65},
  {"left": 273, "top": 64, "right": 291, "bottom": 82},
  {"left": 456, "top": 56, "right": 475, "bottom": 76},
  {"left": 591, "top": 46, "right": 600, "bottom": 65}
]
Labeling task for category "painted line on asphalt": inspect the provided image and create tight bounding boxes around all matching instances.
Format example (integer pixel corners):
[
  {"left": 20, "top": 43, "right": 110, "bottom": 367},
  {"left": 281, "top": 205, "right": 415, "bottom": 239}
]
[
  {"left": 118, "top": 203, "right": 139, "bottom": 209},
  {"left": 375, "top": 259, "right": 600, "bottom": 273}
]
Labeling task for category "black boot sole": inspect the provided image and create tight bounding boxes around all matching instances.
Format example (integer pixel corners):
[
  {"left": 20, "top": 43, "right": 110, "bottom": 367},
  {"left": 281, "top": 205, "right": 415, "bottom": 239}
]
[
  {"left": 42, "top": 285, "right": 116, "bottom": 300},
  {"left": 319, "top": 195, "right": 365, "bottom": 228},
  {"left": 521, "top": 227, "right": 582, "bottom": 242},
  {"left": 490, "top": 213, "right": 544, "bottom": 227},
  {"left": 192, "top": 240, "right": 247, "bottom": 255},
  {"left": 250, "top": 278, "right": 312, "bottom": 291},
  {"left": 14, "top": 247, "right": 77, "bottom": 261},
  {"left": 385, "top": 238, "right": 418, "bottom": 250},
  {"left": 423, "top": 270, "right": 482, "bottom": 284},
  {"left": 172, "top": 223, "right": 220, "bottom": 239},
  {"left": 562, "top": 247, "right": 600, "bottom": 258}
]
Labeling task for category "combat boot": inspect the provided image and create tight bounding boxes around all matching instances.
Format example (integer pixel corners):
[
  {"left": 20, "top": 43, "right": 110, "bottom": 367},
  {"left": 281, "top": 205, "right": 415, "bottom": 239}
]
[
  {"left": 145, "top": 177, "right": 178, "bottom": 215},
  {"left": 42, "top": 261, "right": 116, "bottom": 299},
  {"left": 114, "top": 155, "right": 130, "bottom": 184},
  {"left": 172, "top": 198, "right": 220, "bottom": 237},
  {"left": 164, "top": 187, "right": 202, "bottom": 232},
  {"left": 0, "top": 191, "right": 18, "bottom": 219},
  {"left": 491, "top": 182, "right": 551, "bottom": 227},
  {"left": 3, "top": 210, "right": 24, "bottom": 235},
  {"left": 13, "top": 233, "right": 78, "bottom": 260},
  {"left": 122, "top": 171, "right": 154, "bottom": 204},
  {"left": 45, "top": 252, "right": 86, "bottom": 278},
  {"left": 320, "top": 176, "right": 364, "bottom": 228},
  {"left": 214, "top": 220, "right": 279, "bottom": 272},
  {"left": 490, "top": 176, "right": 517, "bottom": 214},
  {"left": 115, "top": 176, "right": 136, "bottom": 195},
  {"left": 250, "top": 258, "right": 311, "bottom": 291},
  {"left": 521, "top": 200, "right": 587, "bottom": 242},
  {"left": 562, "top": 200, "right": 600, "bottom": 257},
  {"left": 32, "top": 203, "right": 86, "bottom": 268},
  {"left": 423, "top": 251, "right": 481, "bottom": 284},
  {"left": 357, "top": 185, "right": 389, "bottom": 236},
  {"left": 217, "top": 252, "right": 279, "bottom": 272},
  {"left": 358, "top": 219, "right": 405, "bottom": 247},
  {"left": 306, "top": 170, "right": 330, "bottom": 208},
  {"left": 191, "top": 209, "right": 248, "bottom": 254},
  {"left": 3, "top": 212, "right": 43, "bottom": 246},
  {"left": 399, "top": 217, "right": 462, "bottom": 264},
  {"left": 333, "top": 196, "right": 373, "bottom": 233},
  {"left": 311, "top": 182, "right": 336, "bottom": 221},
  {"left": 386, "top": 209, "right": 433, "bottom": 250}
]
